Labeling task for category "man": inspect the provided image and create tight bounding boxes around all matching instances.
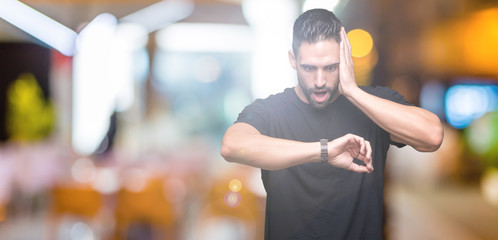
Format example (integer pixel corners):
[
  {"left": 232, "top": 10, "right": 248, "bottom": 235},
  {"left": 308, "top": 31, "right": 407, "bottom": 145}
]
[{"left": 221, "top": 8, "right": 443, "bottom": 239}]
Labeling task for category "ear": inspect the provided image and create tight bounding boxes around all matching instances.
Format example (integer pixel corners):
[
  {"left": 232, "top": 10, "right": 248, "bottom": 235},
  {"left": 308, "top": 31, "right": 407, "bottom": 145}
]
[{"left": 288, "top": 49, "right": 297, "bottom": 70}]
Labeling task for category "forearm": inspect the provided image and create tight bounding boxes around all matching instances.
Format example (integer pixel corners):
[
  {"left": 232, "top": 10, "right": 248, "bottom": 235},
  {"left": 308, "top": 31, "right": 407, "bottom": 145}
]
[
  {"left": 221, "top": 124, "right": 320, "bottom": 170},
  {"left": 345, "top": 87, "right": 443, "bottom": 152}
]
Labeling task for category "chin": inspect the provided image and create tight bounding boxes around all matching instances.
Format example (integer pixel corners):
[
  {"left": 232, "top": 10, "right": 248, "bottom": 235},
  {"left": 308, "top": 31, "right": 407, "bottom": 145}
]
[
  {"left": 310, "top": 100, "right": 330, "bottom": 110},
  {"left": 310, "top": 92, "right": 338, "bottom": 110}
]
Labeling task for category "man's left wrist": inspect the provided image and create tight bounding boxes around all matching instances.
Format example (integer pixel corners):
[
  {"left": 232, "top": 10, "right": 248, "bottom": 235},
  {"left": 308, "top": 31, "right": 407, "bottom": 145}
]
[{"left": 320, "top": 139, "right": 328, "bottom": 163}]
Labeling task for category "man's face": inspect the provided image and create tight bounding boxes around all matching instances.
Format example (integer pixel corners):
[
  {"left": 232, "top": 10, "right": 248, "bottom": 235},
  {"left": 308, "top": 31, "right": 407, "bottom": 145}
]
[{"left": 289, "top": 39, "right": 341, "bottom": 110}]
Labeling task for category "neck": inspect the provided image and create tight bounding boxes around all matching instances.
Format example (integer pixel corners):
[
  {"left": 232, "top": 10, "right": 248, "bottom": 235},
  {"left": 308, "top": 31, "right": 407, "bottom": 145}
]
[{"left": 294, "top": 86, "right": 308, "bottom": 104}]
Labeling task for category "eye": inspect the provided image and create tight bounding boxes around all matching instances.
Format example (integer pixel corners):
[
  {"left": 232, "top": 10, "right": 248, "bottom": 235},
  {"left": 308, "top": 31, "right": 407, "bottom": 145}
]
[
  {"left": 302, "top": 65, "right": 315, "bottom": 72},
  {"left": 325, "top": 65, "right": 338, "bottom": 72}
]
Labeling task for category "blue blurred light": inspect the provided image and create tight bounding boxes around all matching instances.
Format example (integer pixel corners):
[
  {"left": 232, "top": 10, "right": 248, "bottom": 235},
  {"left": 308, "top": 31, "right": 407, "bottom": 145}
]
[
  {"left": 445, "top": 84, "right": 498, "bottom": 129},
  {"left": 420, "top": 81, "right": 446, "bottom": 118}
]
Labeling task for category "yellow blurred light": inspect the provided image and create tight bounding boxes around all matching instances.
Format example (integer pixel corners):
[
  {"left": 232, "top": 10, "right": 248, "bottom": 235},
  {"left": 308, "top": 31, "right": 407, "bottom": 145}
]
[
  {"left": 6, "top": 73, "right": 54, "bottom": 141},
  {"left": 352, "top": 47, "right": 378, "bottom": 85},
  {"left": 0, "top": 205, "right": 5, "bottom": 222},
  {"left": 229, "top": 179, "right": 242, "bottom": 192},
  {"left": 461, "top": 8, "right": 498, "bottom": 76},
  {"left": 481, "top": 167, "right": 498, "bottom": 208},
  {"left": 420, "top": 7, "right": 498, "bottom": 77},
  {"left": 347, "top": 29, "right": 374, "bottom": 58}
]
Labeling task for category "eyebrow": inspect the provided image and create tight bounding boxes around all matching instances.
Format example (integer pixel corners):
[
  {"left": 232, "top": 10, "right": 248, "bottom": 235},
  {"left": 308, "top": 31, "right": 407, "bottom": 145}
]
[
  {"left": 325, "top": 63, "right": 340, "bottom": 68},
  {"left": 300, "top": 63, "right": 339, "bottom": 68},
  {"left": 300, "top": 64, "right": 316, "bottom": 68}
]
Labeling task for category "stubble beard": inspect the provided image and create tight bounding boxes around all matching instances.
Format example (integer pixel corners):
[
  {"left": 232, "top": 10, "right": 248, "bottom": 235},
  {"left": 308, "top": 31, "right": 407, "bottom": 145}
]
[{"left": 298, "top": 76, "right": 338, "bottom": 110}]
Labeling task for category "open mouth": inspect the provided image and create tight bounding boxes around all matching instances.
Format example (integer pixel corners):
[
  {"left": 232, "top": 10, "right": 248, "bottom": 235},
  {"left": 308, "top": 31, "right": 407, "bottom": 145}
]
[{"left": 312, "top": 90, "right": 329, "bottom": 103}]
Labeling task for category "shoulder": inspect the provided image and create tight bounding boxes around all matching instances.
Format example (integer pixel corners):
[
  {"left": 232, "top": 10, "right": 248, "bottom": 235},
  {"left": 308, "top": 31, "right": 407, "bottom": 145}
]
[
  {"left": 235, "top": 88, "right": 294, "bottom": 135},
  {"left": 262, "top": 87, "right": 295, "bottom": 101},
  {"left": 236, "top": 88, "right": 293, "bottom": 119},
  {"left": 249, "top": 88, "right": 295, "bottom": 108}
]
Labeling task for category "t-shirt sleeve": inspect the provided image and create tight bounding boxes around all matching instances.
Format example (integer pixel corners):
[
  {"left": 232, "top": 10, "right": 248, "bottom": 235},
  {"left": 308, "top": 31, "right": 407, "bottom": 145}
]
[
  {"left": 235, "top": 99, "right": 269, "bottom": 135},
  {"left": 367, "top": 86, "right": 412, "bottom": 148}
]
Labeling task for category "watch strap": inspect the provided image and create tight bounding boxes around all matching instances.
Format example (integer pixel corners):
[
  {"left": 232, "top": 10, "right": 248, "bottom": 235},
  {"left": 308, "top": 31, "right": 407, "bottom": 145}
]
[{"left": 320, "top": 139, "right": 328, "bottom": 163}]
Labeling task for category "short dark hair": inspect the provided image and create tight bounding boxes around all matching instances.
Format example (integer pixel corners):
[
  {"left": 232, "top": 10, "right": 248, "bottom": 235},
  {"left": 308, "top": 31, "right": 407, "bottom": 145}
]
[{"left": 292, "top": 9, "right": 342, "bottom": 56}]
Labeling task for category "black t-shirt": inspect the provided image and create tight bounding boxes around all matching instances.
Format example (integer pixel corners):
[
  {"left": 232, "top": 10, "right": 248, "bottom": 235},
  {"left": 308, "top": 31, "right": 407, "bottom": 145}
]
[{"left": 236, "top": 86, "right": 409, "bottom": 240}]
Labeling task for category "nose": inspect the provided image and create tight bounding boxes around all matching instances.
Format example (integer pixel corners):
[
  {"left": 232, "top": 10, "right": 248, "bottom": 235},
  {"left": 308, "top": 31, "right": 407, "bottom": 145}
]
[{"left": 314, "top": 70, "right": 326, "bottom": 88}]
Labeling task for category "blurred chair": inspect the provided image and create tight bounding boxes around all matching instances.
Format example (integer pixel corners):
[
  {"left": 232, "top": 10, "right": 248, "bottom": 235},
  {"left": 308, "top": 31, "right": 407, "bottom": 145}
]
[
  {"left": 196, "top": 170, "right": 264, "bottom": 240},
  {"left": 113, "top": 177, "right": 175, "bottom": 240},
  {"left": 49, "top": 184, "right": 104, "bottom": 239},
  {"left": 0, "top": 203, "right": 5, "bottom": 223}
]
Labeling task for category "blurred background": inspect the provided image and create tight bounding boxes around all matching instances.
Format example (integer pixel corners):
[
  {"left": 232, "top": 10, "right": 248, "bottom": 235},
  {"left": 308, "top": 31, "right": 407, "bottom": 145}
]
[{"left": 0, "top": 0, "right": 498, "bottom": 239}]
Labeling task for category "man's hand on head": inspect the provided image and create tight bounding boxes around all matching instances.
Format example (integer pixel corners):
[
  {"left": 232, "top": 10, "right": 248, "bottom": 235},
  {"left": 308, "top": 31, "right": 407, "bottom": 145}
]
[
  {"left": 326, "top": 133, "right": 373, "bottom": 173},
  {"left": 338, "top": 27, "right": 360, "bottom": 98}
]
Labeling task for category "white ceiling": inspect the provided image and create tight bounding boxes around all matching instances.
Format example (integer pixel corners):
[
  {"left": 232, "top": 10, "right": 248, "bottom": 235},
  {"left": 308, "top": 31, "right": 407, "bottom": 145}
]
[{"left": 0, "top": 0, "right": 247, "bottom": 42}]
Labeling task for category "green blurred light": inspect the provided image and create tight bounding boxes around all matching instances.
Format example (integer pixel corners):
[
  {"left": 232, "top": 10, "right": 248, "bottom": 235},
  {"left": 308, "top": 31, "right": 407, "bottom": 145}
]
[{"left": 465, "top": 111, "right": 498, "bottom": 167}]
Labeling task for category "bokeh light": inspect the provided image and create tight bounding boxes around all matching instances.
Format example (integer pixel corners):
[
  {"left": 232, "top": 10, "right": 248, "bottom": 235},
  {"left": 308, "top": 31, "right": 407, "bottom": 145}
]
[
  {"left": 445, "top": 84, "right": 498, "bottom": 129},
  {"left": 71, "top": 157, "right": 96, "bottom": 184},
  {"left": 465, "top": 111, "right": 498, "bottom": 165},
  {"left": 91, "top": 168, "right": 119, "bottom": 194},
  {"left": 122, "top": 168, "right": 148, "bottom": 193},
  {"left": 6, "top": 73, "right": 54, "bottom": 141},
  {"left": 347, "top": 29, "right": 374, "bottom": 58},
  {"left": 193, "top": 55, "right": 221, "bottom": 83},
  {"left": 224, "top": 191, "right": 241, "bottom": 208},
  {"left": 481, "top": 168, "right": 498, "bottom": 208},
  {"left": 421, "top": 7, "right": 498, "bottom": 78},
  {"left": 70, "top": 222, "right": 95, "bottom": 240},
  {"left": 352, "top": 47, "right": 378, "bottom": 85},
  {"left": 0, "top": 205, "right": 5, "bottom": 223},
  {"left": 229, "top": 179, "right": 242, "bottom": 193},
  {"left": 461, "top": 8, "right": 498, "bottom": 77},
  {"left": 420, "top": 81, "right": 446, "bottom": 118}
]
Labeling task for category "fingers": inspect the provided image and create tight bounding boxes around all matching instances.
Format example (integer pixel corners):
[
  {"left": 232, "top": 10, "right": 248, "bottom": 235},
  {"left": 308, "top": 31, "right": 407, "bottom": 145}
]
[
  {"left": 342, "top": 27, "right": 351, "bottom": 50},
  {"left": 351, "top": 135, "right": 374, "bottom": 172},
  {"left": 339, "top": 27, "right": 346, "bottom": 64},
  {"left": 338, "top": 27, "right": 356, "bottom": 96},
  {"left": 365, "top": 140, "right": 373, "bottom": 171},
  {"left": 340, "top": 27, "right": 352, "bottom": 66},
  {"left": 359, "top": 137, "right": 366, "bottom": 156},
  {"left": 340, "top": 27, "right": 351, "bottom": 52},
  {"left": 329, "top": 134, "right": 374, "bottom": 173},
  {"left": 348, "top": 162, "right": 372, "bottom": 173}
]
